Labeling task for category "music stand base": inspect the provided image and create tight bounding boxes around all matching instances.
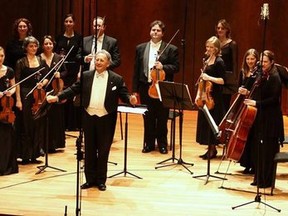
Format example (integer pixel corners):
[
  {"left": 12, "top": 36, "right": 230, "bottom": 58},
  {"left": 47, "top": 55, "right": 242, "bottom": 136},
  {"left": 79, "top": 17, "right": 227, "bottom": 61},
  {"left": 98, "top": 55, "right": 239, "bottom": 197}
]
[
  {"left": 108, "top": 170, "right": 142, "bottom": 179},
  {"left": 36, "top": 164, "right": 66, "bottom": 175},
  {"left": 193, "top": 174, "right": 227, "bottom": 185},
  {"left": 232, "top": 194, "right": 281, "bottom": 212},
  {"left": 155, "top": 157, "right": 194, "bottom": 175}
]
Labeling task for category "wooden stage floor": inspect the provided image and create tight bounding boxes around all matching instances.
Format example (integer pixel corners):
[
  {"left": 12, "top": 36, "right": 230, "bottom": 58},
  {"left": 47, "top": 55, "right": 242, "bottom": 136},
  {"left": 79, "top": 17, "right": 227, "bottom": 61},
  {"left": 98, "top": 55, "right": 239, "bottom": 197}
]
[{"left": 0, "top": 110, "right": 288, "bottom": 216}]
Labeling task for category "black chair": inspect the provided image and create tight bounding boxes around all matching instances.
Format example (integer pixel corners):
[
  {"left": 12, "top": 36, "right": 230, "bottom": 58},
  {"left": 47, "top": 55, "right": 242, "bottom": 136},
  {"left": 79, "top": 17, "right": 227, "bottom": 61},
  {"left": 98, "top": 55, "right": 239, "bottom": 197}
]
[{"left": 271, "top": 151, "right": 288, "bottom": 195}]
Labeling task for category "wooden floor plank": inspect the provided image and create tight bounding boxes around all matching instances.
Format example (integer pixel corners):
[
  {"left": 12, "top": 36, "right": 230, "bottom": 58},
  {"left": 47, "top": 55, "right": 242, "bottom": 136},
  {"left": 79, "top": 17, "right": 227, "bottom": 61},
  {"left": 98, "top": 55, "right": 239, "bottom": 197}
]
[{"left": 0, "top": 110, "right": 288, "bottom": 216}]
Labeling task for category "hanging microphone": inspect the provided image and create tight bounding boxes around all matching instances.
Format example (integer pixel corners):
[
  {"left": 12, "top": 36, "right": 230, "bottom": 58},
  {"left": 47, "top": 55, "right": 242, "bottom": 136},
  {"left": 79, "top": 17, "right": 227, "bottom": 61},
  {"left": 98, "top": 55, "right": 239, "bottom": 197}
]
[{"left": 261, "top": 3, "right": 269, "bottom": 20}]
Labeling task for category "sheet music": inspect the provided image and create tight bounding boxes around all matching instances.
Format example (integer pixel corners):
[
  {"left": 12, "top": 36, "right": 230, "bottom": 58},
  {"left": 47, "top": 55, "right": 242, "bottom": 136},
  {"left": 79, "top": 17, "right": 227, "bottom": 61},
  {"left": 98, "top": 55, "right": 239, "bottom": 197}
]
[
  {"left": 118, "top": 105, "right": 147, "bottom": 115},
  {"left": 202, "top": 105, "right": 219, "bottom": 135}
]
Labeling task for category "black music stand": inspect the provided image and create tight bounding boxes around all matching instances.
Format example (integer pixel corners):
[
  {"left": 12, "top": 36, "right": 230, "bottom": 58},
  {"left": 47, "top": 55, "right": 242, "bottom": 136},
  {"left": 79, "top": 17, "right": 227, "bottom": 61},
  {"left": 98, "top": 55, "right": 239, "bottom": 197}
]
[
  {"left": 109, "top": 105, "right": 146, "bottom": 179},
  {"left": 155, "top": 81, "right": 194, "bottom": 174},
  {"left": 34, "top": 107, "right": 66, "bottom": 174},
  {"left": 193, "top": 105, "right": 226, "bottom": 184}
]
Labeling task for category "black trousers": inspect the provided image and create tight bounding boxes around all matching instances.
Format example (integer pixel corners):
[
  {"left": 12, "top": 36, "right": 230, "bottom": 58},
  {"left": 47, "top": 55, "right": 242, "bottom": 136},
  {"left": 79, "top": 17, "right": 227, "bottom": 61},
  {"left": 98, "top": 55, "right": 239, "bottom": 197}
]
[
  {"left": 139, "top": 83, "right": 169, "bottom": 149},
  {"left": 82, "top": 111, "right": 117, "bottom": 184}
]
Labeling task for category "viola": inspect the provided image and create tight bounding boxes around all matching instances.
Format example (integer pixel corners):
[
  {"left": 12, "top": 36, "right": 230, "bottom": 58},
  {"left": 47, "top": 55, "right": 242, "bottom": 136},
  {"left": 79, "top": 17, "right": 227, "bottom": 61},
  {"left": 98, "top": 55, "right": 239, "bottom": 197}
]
[
  {"left": 195, "top": 59, "right": 214, "bottom": 110},
  {"left": 0, "top": 95, "right": 16, "bottom": 124},
  {"left": 148, "top": 67, "right": 165, "bottom": 99},
  {"left": 31, "top": 88, "right": 46, "bottom": 115}
]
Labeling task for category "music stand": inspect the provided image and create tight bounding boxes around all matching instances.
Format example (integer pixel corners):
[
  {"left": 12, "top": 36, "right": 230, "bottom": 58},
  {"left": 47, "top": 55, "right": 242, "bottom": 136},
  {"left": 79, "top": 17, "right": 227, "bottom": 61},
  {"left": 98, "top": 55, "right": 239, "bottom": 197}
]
[
  {"left": 109, "top": 104, "right": 147, "bottom": 179},
  {"left": 193, "top": 105, "right": 226, "bottom": 184},
  {"left": 33, "top": 104, "right": 66, "bottom": 174},
  {"left": 155, "top": 81, "right": 194, "bottom": 174}
]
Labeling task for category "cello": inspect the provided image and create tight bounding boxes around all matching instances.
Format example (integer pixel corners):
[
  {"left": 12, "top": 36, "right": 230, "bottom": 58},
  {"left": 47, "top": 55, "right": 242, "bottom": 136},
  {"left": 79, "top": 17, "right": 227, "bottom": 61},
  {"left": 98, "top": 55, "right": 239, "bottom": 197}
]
[{"left": 223, "top": 70, "right": 262, "bottom": 161}]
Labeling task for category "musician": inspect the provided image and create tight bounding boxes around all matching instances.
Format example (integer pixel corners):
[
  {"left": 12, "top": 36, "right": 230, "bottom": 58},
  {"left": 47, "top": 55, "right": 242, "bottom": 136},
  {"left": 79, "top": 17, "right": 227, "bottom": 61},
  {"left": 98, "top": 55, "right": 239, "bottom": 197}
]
[
  {"left": 216, "top": 19, "right": 238, "bottom": 112},
  {"left": 132, "top": 20, "right": 179, "bottom": 154},
  {"left": 5, "top": 18, "right": 33, "bottom": 70},
  {"left": 15, "top": 36, "right": 48, "bottom": 164},
  {"left": 47, "top": 50, "right": 137, "bottom": 191},
  {"left": 0, "top": 46, "right": 18, "bottom": 175},
  {"left": 195, "top": 36, "right": 225, "bottom": 159},
  {"left": 244, "top": 50, "right": 283, "bottom": 188},
  {"left": 82, "top": 16, "right": 121, "bottom": 71},
  {"left": 40, "top": 35, "right": 66, "bottom": 152},
  {"left": 237, "top": 48, "right": 259, "bottom": 174},
  {"left": 55, "top": 13, "right": 82, "bottom": 131}
]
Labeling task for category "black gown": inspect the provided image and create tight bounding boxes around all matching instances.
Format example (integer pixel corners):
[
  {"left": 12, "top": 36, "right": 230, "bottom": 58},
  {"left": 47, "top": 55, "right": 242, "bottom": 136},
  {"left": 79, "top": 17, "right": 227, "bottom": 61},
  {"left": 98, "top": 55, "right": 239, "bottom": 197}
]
[
  {"left": 55, "top": 33, "right": 82, "bottom": 131},
  {"left": 196, "top": 56, "right": 226, "bottom": 145},
  {"left": 0, "top": 66, "right": 18, "bottom": 175},
  {"left": 15, "top": 57, "right": 47, "bottom": 162},
  {"left": 42, "top": 53, "right": 66, "bottom": 151},
  {"left": 250, "top": 65, "right": 283, "bottom": 188}
]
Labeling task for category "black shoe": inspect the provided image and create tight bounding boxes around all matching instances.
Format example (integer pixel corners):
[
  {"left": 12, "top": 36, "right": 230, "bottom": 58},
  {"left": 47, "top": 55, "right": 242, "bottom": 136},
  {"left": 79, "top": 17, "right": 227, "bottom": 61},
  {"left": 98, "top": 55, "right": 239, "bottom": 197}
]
[
  {"left": 243, "top": 167, "right": 250, "bottom": 174},
  {"left": 249, "top": 168, "right": 255, "bottom": 174},
  {"left": 159, "top": 147, "right": 168, "bottom": 154},
  {"left": 250, "top": 181, "right": 257, "bottom": 186},
  {"left": 142, "top": 146, "right": 155, "bottom": 153},
  {"left": 199, "top": 152, "right": 208, "bottom": 158},
  {"left": 21, "top": 159, "right": 30, "bottom": 165},
  {"left": 202, "top": 149, "right": 217, "bottom": 160},
  {"left": 97, "top": 183, "right": 106, "bottom": 191},
  {"left": 81, "top": 182, "right": 96, "bottom": 189},
  {"left": 30, "top": 159, "right": 42, "bottom": 164}
]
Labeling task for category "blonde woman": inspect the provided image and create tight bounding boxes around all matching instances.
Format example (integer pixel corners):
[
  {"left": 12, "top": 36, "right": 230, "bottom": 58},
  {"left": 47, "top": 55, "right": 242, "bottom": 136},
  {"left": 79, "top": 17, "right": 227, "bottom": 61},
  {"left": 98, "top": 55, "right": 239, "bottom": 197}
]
[{"left": 195, "top": 36, "right": 225, "bottom": 159}]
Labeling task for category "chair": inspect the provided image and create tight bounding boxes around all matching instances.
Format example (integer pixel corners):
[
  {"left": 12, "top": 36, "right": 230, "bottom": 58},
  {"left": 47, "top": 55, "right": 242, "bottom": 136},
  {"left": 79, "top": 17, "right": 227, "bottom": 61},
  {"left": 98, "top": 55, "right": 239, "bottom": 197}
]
[{"left": 271, "top": 151, "right": 288, "bottom": 195}]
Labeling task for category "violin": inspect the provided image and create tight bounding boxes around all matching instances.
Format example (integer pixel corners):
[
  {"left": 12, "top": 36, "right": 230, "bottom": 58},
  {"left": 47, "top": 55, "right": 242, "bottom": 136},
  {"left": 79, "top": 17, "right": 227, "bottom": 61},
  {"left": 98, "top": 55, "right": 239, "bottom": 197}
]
[
  {"left": 51, "top": 75, "right": 64, "bottom": 95},
  {"left": 148, "top": 58, "right": 165, "bottom": 99},
  {"left": 148, "top": 29, "right": 179, "bottom": 99},
  {"left": 195, "top": 58, "right": 214, "bottom": 110},
  {"left": 0, "top": 95, "right": 16, "bottom": 124},
  {"left": 31, "top": 87, "right": 46, "bottom": 115},
  {"left": 0, "top": 78, "right": 16, "bottom": 124}
]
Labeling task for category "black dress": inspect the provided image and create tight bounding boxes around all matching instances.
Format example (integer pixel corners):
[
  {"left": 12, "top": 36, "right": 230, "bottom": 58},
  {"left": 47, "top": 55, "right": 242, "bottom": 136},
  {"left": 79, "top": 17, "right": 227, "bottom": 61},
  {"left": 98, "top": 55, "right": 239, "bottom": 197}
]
[
  {"left": 237, "top": 71, "right": 257, "bottom": 171},
  {"left": 55, "top": 33, "right": 82, "bottom": 131},
  {"left": 250, "top": 66, "right": 283, "bottom": 188},
  {"left": 42, "top": 53, "right": 66, "bottom": 151},
  {"left": 221, "top": 40, "right": 238, "bottom": 111},
  {"left": 196, "top": 56, "right": 226, "bottom": 145},
  {"left": 15, "top": 57, "right": 47, "bottom": 162},
  {"left": 0, "top": 66, "right": 18, "bottom": 175}
]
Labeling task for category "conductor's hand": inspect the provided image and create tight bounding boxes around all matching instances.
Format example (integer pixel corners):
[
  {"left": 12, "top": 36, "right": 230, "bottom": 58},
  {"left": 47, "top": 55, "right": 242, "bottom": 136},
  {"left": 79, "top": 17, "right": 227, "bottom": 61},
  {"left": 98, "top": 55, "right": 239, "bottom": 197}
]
[
  {"left": 46, "top": 95, "right": 58, "bottom": 103},
  {"left": 129, "top": 95, "right": 138, "bottom": 105}
]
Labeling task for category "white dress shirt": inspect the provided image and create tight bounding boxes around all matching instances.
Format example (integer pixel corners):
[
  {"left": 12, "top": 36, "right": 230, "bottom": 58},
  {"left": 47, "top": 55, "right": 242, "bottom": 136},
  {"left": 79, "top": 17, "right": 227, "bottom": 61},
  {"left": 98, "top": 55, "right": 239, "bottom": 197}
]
[{"left": 86, "top": 70, "right": 108, "bottom": 117}]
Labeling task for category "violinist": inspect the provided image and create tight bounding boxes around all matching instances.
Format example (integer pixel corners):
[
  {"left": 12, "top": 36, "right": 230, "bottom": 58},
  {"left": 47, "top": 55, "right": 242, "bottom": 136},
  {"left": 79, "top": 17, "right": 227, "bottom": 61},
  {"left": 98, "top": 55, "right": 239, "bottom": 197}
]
[
  {"left": 243, "top": 50, "right": 283, "bottom": 188},
  {"left": 0, "top": 46, "right": 18, "bottom": 175},
  {"left": 237, "top": 48, "right": 259, "bottom": 174},
  {"left": 132, "top": 20, "right": 179, "bottom": 154},
  {"left": 15, "top": 36, "right": 48, "bottom": 165},
  {"left": 195, "top": 36, "right": 225, "bottom": 160},
  {"left": 40, "top": 35, "right": 66, "bottom": 153}
]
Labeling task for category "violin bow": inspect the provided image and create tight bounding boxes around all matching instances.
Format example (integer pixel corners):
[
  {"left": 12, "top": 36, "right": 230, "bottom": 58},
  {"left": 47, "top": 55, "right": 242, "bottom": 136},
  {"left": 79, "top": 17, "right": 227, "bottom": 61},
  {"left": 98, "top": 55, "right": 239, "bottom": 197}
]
[
  {"left": 157, "top": 29, "right": 180, "bottom": 60},
  {"left": 27, "top": 45, "right": 75, "bottom": 97}
]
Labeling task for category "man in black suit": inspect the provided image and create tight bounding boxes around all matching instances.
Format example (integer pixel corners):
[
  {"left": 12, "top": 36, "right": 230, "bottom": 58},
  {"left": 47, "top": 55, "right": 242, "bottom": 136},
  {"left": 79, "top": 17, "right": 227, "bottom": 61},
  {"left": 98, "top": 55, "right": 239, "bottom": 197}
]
[
  {"left": 83, "top": 16, "right": 121, "bottom": 71},
  {"left": 132, "top": 20, "right": 179, "bottom": 154},
  {"left": 47, "top": 50, "right": 137, "bottom": 191}
]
